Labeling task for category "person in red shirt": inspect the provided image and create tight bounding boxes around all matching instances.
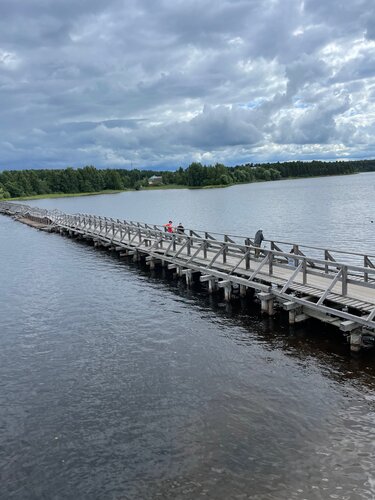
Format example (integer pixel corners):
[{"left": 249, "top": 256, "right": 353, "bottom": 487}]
[{"left": 164, "top": 220, "right": 173, "bottom": 233}]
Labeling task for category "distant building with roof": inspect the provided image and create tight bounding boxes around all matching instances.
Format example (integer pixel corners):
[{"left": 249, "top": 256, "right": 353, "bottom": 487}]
[{"left": 148, "top": 175, "right": 163, "bottom": 186}]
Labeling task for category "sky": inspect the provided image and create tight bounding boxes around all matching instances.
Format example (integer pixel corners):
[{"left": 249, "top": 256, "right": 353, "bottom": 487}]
[{"left": 1, "top": 0, "right": 375, "bottom": 171}]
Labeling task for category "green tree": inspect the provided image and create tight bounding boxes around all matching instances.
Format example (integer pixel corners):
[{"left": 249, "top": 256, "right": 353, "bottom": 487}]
[
  {"left": 0, "top": 183, "right": 10, "bottom": 198},
  {"left": 186, "top": 162, "right": 204, "bottom": 186},
  {"left": 219, "top": 174, "right": 233, "bottom": 185},
  {"left": 105, "top": 170, "right": 124, "bottom": 190}
]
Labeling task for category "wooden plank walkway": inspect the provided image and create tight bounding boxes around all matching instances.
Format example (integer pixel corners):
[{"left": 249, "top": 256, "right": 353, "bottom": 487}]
[{"left": 1, "top": 201, "right": 374, "bottom": 351}]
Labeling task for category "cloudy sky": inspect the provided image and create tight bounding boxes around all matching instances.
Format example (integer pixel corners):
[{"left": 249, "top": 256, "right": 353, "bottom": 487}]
[{"left": 1, "top": 0, "right": 375, "bottom": 170}]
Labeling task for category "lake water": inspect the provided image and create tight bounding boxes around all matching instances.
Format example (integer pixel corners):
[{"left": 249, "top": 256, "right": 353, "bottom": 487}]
[
  {"left": 1, "top": 173, "right": 375, "bottom": 499},
  {"left": 27, "top": 172, "right": 375, "bottom": 255}
]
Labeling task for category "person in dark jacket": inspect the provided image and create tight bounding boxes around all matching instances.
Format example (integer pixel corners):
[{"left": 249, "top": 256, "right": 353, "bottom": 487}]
[
  {"left": 254, "top": 229, "right": 264, "bottom": 257},
  {"left": 176, "top": 222, "right": 185, "bottom": 242},
  {"left": 176, "top": 222, "right": 185, "bottom": 235}
]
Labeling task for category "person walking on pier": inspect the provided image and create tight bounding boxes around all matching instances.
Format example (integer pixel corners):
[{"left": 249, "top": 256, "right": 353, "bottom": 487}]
[{"left": 254, "top": 229, "right": 264, "bottom": 257}]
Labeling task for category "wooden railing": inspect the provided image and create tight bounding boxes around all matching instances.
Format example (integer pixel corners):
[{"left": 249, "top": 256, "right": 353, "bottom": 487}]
[
  {"left": 1, "top": 201, "right": 375, "bottom": 331},
  {"left": 1, "top": 200, "right": 374, "bottom": 283}
]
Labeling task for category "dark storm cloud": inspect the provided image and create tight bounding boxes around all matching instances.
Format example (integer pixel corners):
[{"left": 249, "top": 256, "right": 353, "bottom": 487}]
[
  {"left": 273, "top": 92, "right": 351, "bottom": 145},
  {"left": 0, "top": 0, "right": 374, "bottom": 169}
]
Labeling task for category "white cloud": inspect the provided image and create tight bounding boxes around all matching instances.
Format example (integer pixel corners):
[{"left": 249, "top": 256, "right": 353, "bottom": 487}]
[{"left": 0, "top": 49, "right": 20, "bottom": 69}]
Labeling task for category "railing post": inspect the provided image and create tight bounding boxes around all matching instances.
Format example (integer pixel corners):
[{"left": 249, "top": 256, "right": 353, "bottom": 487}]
[
  {"left": 268, "top": 252, "right": 273, "bottom": 275},
  {"left": 342, "top": 265, "right": 348, "bottom": 296},
  {"left": 187, "top": 237, "right": 191, "bottom": 256},
  {"left": 223, "top": 243, "right": 227, "bottom": 264},
  {"left": 293, "top": 244, "right": 299, "bottom": 267},
  {"left": 245, "top": 238, "right": 251, "bottom": 269},
  {"left": 364, "top": 256, "right": 369, "bottom": 282},
  {"left": 324, "top": 250, "right": 329, "bottom": 274},
  {"left": 302, "top": 259, "right": 307, "bottom": 284},
  {"left": 203, "top": 240, "right": 207, "bottom": 259}
]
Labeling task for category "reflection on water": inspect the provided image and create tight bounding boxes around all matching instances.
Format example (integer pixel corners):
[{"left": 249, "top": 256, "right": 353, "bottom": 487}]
[{"left": 1, "top": 174, "right": 375, "bottom": 499}]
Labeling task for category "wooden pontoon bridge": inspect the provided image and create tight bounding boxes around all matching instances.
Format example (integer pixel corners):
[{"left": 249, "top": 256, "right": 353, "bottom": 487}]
[{"left": 1, "top": 201, "right": 375, "bottom": 353}]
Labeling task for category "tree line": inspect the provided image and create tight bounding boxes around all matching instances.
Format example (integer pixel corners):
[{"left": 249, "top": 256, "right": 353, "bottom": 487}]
[{"left": 0, "top": 159, "right": 374, "bottom": 199}]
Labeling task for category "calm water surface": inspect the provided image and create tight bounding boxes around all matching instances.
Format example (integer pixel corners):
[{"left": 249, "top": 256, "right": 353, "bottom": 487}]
[
  {"left": 27, "top": 172, "right": 375, "bottom": 255},
  {"left": 1, "top": 173, "right": 375, "bottom": 499}
]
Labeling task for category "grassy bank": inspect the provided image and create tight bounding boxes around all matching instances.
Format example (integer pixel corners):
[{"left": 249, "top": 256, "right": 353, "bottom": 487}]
[
  {"left": 3, "top": 183, "right": 233, "bottom": 201},
  {"left": 143, "top": 183, "right": 230, "bottom": 190},
  {"left": 8, "top": 189, "right": 126, "bottom": 201}
]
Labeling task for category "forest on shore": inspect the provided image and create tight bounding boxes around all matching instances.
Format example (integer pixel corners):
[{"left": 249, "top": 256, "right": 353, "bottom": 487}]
[{"left": 0, "top": 159, "right": 374, "bottom": 199}]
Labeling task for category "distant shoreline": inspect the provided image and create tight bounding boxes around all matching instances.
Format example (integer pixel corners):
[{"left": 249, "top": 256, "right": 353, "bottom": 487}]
[
  {"left": 4, "top": 171, "right": 365, "bottom": 201},
  {"left": 7, "top": 183, "right": 233, "bottom": 201},
  {"left": 1, "top": 159, "right": 372, "bottom": 201},
  {"left": 9, "top": 189, "right": 126, "bottom": 201}
]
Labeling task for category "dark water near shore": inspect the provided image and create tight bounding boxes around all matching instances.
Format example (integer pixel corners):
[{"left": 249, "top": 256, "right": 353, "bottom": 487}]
[{"left": 1, "top": 173, "right": 375, "bottom": 499}]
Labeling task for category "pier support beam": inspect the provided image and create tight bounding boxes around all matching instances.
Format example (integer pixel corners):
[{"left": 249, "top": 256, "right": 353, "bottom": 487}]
[
  {"left": 184, "top": 269, "right": 193, "bottom": 287},
  {"left": 172, "top": 266, "right": 183, "bottom": 278},
  {"left": 208, "top": 278, "right": 218, "bottom": 294},
  {"left": 182, "top": 269, "right": 200, "bottom": 286},
  {"left": 133, "top": 250, "right": 140, "bottom": 262},
  {"left": 147, "top": 257, "right": 156, "bottom": 269},
  {"left": 258, "top": 292, "right": 275, "bottom": 316},
  {"left": 350, "top": 330, "right": 363, "bottom": 353},
  {"left": 282, "top": 300, "right": 301, "bottom": 324},
  {"left": 239, "top": 284, "right": 247, "bottom": 297},
  {"left": 217, "top": 281, "right": 232, "bottom": 301},
  {"left": 289, "top": 310, "right": 296, "bottom": 324},
  {"left": 145, "top": 256, "right": 162, "bottom": 269},
  {"left": 200, "top": 275, "right": 218, "bottom": 294},
  {"left": 224, "top": 285, "right": 232, "bottom": 302}
]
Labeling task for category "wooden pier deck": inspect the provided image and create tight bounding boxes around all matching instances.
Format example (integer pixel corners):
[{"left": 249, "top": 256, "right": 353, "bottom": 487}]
[{"left": 1, "top": 201, "right": 374, "bottom": 352}]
